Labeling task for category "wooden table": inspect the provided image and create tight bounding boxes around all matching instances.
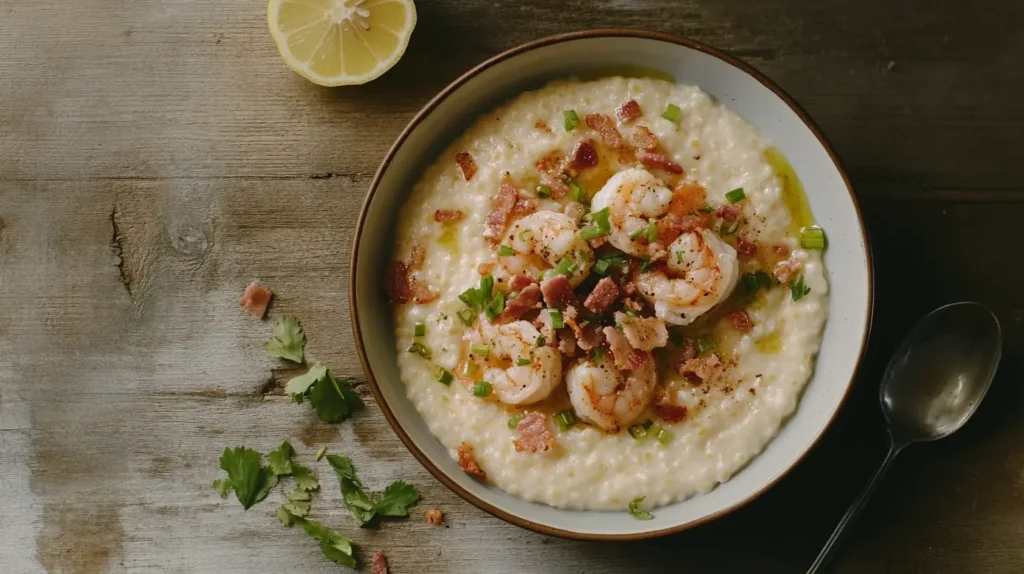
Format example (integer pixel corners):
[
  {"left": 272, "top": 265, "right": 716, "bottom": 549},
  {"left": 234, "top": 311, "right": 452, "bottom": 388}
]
[{"left": 2, "top": 1, "right": 1022, "bottom": 572}]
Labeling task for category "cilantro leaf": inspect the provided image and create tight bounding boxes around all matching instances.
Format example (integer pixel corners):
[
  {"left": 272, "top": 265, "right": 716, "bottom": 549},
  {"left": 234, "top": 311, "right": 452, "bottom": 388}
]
[
  {"left": 308, "top": 371, "right": 364, "bottom": 423},
  {"left": 267, "top": 440, "right": 295, "bottom": 476},
  {"left": 278, "top": 505, "right": 357, "bottom": 568},
  {"left": 373, "top": 481, "right": 420, "bottom": 517},
  {"left": 628, "top": 496, "right": 654, "bottom": 520},
  {"left": 288, "top": 488, "right": 311, "bottom": 502},
  {"left": 292, "top": 462, "right": 320, "bottom": 491},
  {"left": 212, "top": 478, "right": 232, "bottom": 499},
  {"left": 218, "top": 446, "right": 275, "bottom": 510},
  {"left": 284, "top": 363, "right": 328, "bottom": 401},
  {"left": 266, "top": 316, "right": 306, "bottom": 363},
  {"left": 282, "top": 500, "right": 311, "bottom": 518}
]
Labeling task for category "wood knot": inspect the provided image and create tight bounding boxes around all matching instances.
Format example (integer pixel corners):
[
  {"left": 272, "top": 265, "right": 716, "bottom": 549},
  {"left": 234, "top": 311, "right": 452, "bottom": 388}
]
[{"left": 170, "top": 224, "right": 210, "bottom": 256}]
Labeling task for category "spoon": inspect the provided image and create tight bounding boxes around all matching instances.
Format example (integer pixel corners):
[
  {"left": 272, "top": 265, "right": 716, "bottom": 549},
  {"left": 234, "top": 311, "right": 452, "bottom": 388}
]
[{"left": 807, "top": 301, "right": 1002, "bottom": 573}]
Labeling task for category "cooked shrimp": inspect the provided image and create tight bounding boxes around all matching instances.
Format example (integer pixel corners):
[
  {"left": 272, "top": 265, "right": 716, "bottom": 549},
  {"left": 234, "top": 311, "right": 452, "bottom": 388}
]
[
  {"left": 590, "top": 168, "right": 672, "bottom": 257},
  {"left": 635, "top": 228, "right": 739, "bottom": 325},
  {"left": 499, "top": 211, "right": 593, "bottom": 287},
  {"left": 465, "top": 320, "right": 562, "bottom": 405},
  {"left": 565, "top": 354, "right": 657, "bottom": 432}
]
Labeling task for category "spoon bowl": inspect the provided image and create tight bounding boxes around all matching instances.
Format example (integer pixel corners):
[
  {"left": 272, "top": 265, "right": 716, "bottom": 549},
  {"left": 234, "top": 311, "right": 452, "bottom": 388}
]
[{"left": 881, "top": 301, "right": 1003, "bottom": 444}]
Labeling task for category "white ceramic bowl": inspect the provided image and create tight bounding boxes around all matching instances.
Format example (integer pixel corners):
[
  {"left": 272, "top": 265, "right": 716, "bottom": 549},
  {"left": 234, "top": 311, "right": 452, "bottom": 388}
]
[{"left": 350, "top": 30, "right": 873, "bottom": 539}]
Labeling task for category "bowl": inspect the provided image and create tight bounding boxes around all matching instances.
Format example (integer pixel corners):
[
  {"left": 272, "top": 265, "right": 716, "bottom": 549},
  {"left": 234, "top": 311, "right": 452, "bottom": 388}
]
[{"left": 350, "top": 30, "right": 873, "bottom": 540}]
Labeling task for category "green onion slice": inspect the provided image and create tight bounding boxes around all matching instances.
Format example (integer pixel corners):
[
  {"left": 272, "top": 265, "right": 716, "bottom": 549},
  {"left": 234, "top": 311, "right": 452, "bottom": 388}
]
[
  {"left": 564, "top": 110, "right": 580, "bottom": 131},
  {"left": 508, "top": 413, "right": 526, "bottom": 430},
  {"left": 656, "top": 428, "right": 673, "bottom": 445},
  {"left": 725, "top": 187, "right": 746, "bottom": 204},
  {"left": 470, "top": 343, "right": 489, "bottom": 357},
  {"left": 535, "top": 185, "right": 551, "bottom": 199},
  {"left": 516, "top": 358, "right": 531, "bottom": 367},
  {"left": 435, "top": 368, "right": 453, "bottom": 386},
  {"left": 639, "top": 254, "right": 652, "bottom": 274},
  {"left": 661, "top": 103, "right": 681, "bottom": 122},
  {"left": 472, "top": 381, "right": 493, "bottom": 398},
  {"left": 720, "top": 220, "right": 739, "bottom": 235},
  {"left": 407, "top": 343, "right": 432, "bottom": 359},
  {"left": 457, "top": 308, "right": 476, "bottom": 326},
  {"left": 800, "top": 226, "right": 827, "bottom": 249},
  {"left": 790, "top": 274, "right": 811, "bottom": 301},
  {"left": 414, "top": 322, "right": 426, "bottom": 337},
  {"left": 593, "top": 260, "right": 611, "bottom": 276},
  {"left": 548, "top": 308, "right": 565, "bottom": 329},
  {"left": 696, "top": 334, "right": 716, "bottom": 355},
  {"left": 536, "top": 335, "right": 546, "bottom": 347},
  {"left": 569, "top": 180, "right": 585, "bottom": 203},
  {"left": 554, "top": 409, "right": 577, "bottom": 432},
  {"left": 497, "top": 245, "right": 515, "bottom": 256},
  {"left": 646, "top": 220, "right": 658, "bottom": 242}
]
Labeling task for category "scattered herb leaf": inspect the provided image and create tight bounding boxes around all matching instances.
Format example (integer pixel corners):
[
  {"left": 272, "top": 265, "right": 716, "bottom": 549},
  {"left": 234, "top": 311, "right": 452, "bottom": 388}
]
[
  {"left": 628, "top": 496, "right": 654, "bottom": 520},
  {"left": 266, "top": 316, "right": 305, "bottom": 363}
]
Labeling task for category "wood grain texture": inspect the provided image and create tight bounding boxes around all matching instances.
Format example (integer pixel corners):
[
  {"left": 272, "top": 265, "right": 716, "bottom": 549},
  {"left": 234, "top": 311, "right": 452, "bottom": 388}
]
[{"left": 1, "top": 0, "right": 1022, "bottom": 572}]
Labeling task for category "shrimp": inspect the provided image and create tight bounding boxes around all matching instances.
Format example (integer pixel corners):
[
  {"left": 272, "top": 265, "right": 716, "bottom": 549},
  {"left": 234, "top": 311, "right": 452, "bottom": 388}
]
[
  {"left": 565, "top": 353, "right": 657, "bottom": 432},
  {"left": 465, "top": 320, "right": 562, "bottom": 405},
  {"left": 499, "top": 210, "right": 593, "bottom": 287},
  {"left": 635, "top": 228, "right": 739, "bottom": 325}
]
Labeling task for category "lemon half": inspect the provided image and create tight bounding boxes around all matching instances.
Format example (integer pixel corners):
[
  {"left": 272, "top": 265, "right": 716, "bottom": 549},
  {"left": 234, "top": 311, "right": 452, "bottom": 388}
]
[{"left": 268, "top": 0, "right": 416, "bottom": 86}]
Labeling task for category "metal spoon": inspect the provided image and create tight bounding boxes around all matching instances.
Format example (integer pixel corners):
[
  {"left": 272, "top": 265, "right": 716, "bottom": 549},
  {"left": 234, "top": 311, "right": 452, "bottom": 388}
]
[{"left": 807, "top": 301, "right": 1002, "bottom": 573}]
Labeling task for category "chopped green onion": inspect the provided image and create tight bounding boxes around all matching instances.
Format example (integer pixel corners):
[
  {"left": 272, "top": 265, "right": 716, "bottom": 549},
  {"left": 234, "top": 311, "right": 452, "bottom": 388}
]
[
  {"left": 646, "top": 220, "right": 657, "bottom": 242},
  {"left": 457, "top": 308, "right": 476, "bottom": 326},
  {"left": 497, "top": 245, "right": 515, "bottom": 256},
  {"left": 583, "top": 207, "right": 611, "bottom": 229},
  {"left": 470, "top": 343, "right": 489, "bottom": 357},
  {"left": 696, "top": 334, "right": 716, "bottom": 355},
  {"left": 480, "top": 275, "right": 494, "bottom": 298},
  {"left": 625, "top": 310, "right": 638, "bottom": 318},
  {"left": 554, "top": 409, "right": 577, "bottom": 432},
  {"left": 675, "top": 251, "right": 683, "bottom": 264},
  {"left": 725, "top": 187, "right": 746, "bottom": 204},
  {"left": 536, "top": 335, "right": 546, "bottom": 347},
  {"left": 580, "top": 224, "right": 606, "bottom": 240},
  {"left": 757, "top": 271, "right": 774, "bottom": 289},
  {"left": 742, "top": 273, "right": 760, "bottom": 295},
  {"left": 639, "top": 254, "right": 652, "bottom": 274},
  {"left": 628, "top": 420, "right": 654, "bottom": 440},
  {"left": 615, "top": 322, "right": 624, "bottom": 331},
  {"left": 698, "top": 206, "right": 715, "bottom": 213},
  {"left": 661, "top": 103, "right": 681, "bottom": 122},
  {"left": 435, "top": 368, "right": 454, "bottom": 386},
  {"left": 656, "top": 428, "right": 673, "bottom": 445},
  {"left": 407, "top": 342, "right": 432, "bottom": 359},
  {"left": 564, "top": 110, "right": 580, "bottom": 131},
  {"left": 668, "top": 331, "right": 684, "bottom": 346},
  {"left": 516, "top": 358, "right": 531, "bottom": 367},
  {"left": 507, "top": 413, "right": 526, "bottom": 430},
  {"left": 414, "top": 322, "right": 426, "bottom": 337},
  {"left": 472, "top": 381, "right": 493, "bottom": 398},
  {"left": 535, "top": 185, "right": 551, "bottom": 199},
  {"left": 569, "top": 180, "right": 585, "bottom": 203},
  {"left": 591, "top": 347, "right": 605, "bottom": 361},
  {"left": 484, "top": 290, "right": 505, "bottom": 320},
  {"left": 800, "top": 226, "right": 827, "bottom": 249},
  {"left": 548, "top": 309, "right": 565, "bottom": 329},
  {"left": 720, "top": 220, "right": 739, "bottom": 235},
  {"left": 790, "top": 274, "right": 811, "bottom": 301},
  {"left": 552, "top": 258, "right": 578, "bottom": 277},
  {"left": 518, "top": 229, "right": 534, "bottom": 242},
  {"left": 463, "top": 360, "right": 477, "bottom": 377},
  {"left": 628, "top": 497, "right": 654, "bottom": 520},
  {"left": 593, "top": 259, "right": 611, "bottom": 275},
  {"left": 628, "top": 226, "right": 645, "bottom": 241},
  {"left": 458, "top": 288, "right": 480, "bottom": 308}
]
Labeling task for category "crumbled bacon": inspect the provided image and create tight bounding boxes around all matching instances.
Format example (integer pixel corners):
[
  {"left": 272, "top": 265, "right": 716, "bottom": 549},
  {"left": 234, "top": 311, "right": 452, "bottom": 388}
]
[
  {"left": 678, "top": 353, "right": 722, "bottom": 382},
  {"left": 513, "top": 196, "right": 535, "bottom": 217},
  {"left": 638, "top": 151, "right": 683, "bottom": 174},
  {"left": 668, "top": 183, "right": 707, "bottom": 216},
  {"left": 773, "top": 257, "right": 803, "bottom": 282},
  {"left": 557, "top": 329, "right": 577, "bottom": 355},
  {"left": 434, "top": 209, "right": 464, "bottom": 223},
  {"left": 736, "top": 237, "right": 759, "bottom": 258},
  {"left": 540, "top": 275, "right": 580, "bottom": 312},
  {"left": 617, "top": 99, "right": 642, "bottom": 123},
  {"left": 497, "top": 284, "right": 542, "bottom": 321},
  {"left": 585, "top": 113, "right": 624, "bottom": 148},
  {"left": 513, "top": 412, "right": 557, "bottom": 453},
  {"left": 411, "top": 283, "right": 438, "bottom": 304},
  {"left": 654, "top": 403, "right": 689, "bottom": 423},
  {"left": 485, "top": 177, "right": 519, "bottom": 239},
  {"left": 566, "top": 318, "right": 606, "bottom": 351},
  {"left": 239, "top": 283, "right": 273, "bottom": 319},
  {"left": 409, "top": 244, "right": 426, "bottom": 270},
  {"left": 715, "top": 204, "right": 741, "bottom": 222},
  {"left": 477, "top": 263, "right": 495, "bottom": 276},
  {"left": 730, "top": 310, "right": 753, "bottom": 332},
  {"left": 604, "top": 326, "right": 635, "bottom": 371},
  {"left": 372, "top": 552, "right": 388, "bottom": 574},
  {"left": 508, "top": 274, "right": 538, "bottom": 292},
  {"left": 630, "top": 125, "right": 660, "bottom": 152},
  {"left": 534, "top": 153, "right": 570, "bottom": 197},
  {"left": 563, "top": 201, "right": 586, "bottom": 223},
  {"left": 627, "top": 350, "right": 648, "bottom": 370},
  {"left": 534, "top": 119, "right": 552, "bottom": 133},
  {"left": 425, "top": 508, "right": 445, "bottom": 526},
  {"left": 570, "top": 139, "right": 599, "bottom": 170},
  {"left": 617, "top": 312, "right": 669, "bottom": 351},
  {"left": 457, "top": 442, "right": 486, "bottom": 480},
  {"left": 584, "top": 277, "right": 620, "bottom": 314},
  {"left": 455, "top": 152, "right": 477, "bottom": 181},
  {"left": 385, "top": 261, "right": 412, "bottom": 304}
]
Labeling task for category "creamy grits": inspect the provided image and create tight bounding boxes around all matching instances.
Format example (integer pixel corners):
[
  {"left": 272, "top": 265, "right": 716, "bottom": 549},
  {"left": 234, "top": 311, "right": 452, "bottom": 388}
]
[{"left": 385, "top": 76, "right": 828, "bottom": 511}]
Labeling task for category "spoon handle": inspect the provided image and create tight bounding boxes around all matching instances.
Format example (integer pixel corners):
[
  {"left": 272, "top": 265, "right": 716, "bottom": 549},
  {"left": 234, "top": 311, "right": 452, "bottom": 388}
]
[{"left": 806, "top": 439, "right": 903, "bottom": 574}]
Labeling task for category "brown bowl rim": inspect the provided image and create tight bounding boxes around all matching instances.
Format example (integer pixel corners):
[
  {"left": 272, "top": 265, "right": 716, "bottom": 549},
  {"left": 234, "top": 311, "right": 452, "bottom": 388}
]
[{"left": 349, "top": 28, "right": 875, "bottom": 541}]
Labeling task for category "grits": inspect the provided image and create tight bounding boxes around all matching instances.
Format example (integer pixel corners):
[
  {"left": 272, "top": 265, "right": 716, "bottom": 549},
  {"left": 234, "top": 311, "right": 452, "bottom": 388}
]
[{"left": 387, "top": 76, "right": 828, "bottom": 510}]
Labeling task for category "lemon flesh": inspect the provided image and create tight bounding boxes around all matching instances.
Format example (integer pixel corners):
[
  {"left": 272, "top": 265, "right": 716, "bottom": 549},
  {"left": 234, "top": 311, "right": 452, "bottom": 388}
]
[{"left": 269, "top": 0, "right": 416, "bottom": 86}]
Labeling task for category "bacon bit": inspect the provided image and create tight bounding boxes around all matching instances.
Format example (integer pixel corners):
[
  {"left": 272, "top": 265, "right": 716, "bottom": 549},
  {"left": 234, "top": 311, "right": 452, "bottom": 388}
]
[
  {"left": 372, "top": 552, "right": 389, "bottom": 574},
  {"left": 617, "top": 99, "right": 642, "bottom": 123},
  {"left": 604, "top": 326, "right": 635, "bottom": 371},
  {"left": 630, "top": 125, "right": 660, "bottom": 152},
  {"left": 485, "top": 177, "right": 519, "bottom": 239},
  {"left": 563, "top": 201, "right": 587, "bottom": 223},
  {"left": 584, "top": 277, "right": 620, "bottom": 314},
  {"left": 457, "top": 442, "right": 486, "bottom": 480},
  {"left": 585, "top": 113, "right": 624, "bottom": 148},
  {"left": 557, "top": 330, "right": 577, "bottom": 355},
  {"left": 425, "top": 508, "right": 445, "bottom": 526},
  {"left": 715, "top": 204, "right": 741, "bottom": 222},
  {"left": 627, "top": 350, "right": 647, "bottom": 370},
  {"left": 668, "top": 183, "right": 707, "bottom": 216},
  {"left": 455, "top": 152, "right": 477, "bottom": 181},
  {"left": 654, "top": 402, "right": 688, "bottom": 423},
  {"left": 409, "top": 244, "right": 426, "bottom": 270},
  {"left": 477, "top": 263, "right": 495, "bottom": 276},
  {"left": 512, "top": 196, "right": 536, "bottom": 217},
  {"left": 434, "top": 209, "right": 464, "bottom": 223},
  {"left": 637, "top": 151, "right": 683, "bottom": 174},
  {"left": 540, "top": 275, "right": 581, "bottom": 312},
  {"left": 736, "top": 237, "right": 759, "bottom": 258},
  {"left": 730, "top": 310, "right": 753, "bottom": 332},
  {"left": 772, "top": 244, "right": 791, "bottom": 257},
  {"left": 540, "top": 173, "right": 570, "bottom": 198},
  {"left": 513, "top": 412, "right": 557, "bottom": 453},
  {"left": 497, "top": 284, "right": 542, "bottom": 321},
  {"left": 622, "top": 297, "right": 643, "bottom": 313},
  {"left": 570, "top": 139, "right": 599, "bottom": 170},
  {"left": 678, "top": 353, "right": 722, "bottom": 382},
  {"left": 508, "top": 274, "right": 538, "bottom": 292},
  {"left": 385, "top": 261, "right": 412, "bottom": 304},
  {"left": 411, "top": 283, "right": 438, "bottom": 304},
  {"left": 534, "top": 119, "right": 552, "bottom": 133},
  {"left": 617, "top": 312, "right": 669, "bottom": 351},
  {"left": 239, "top": 283, "right": 273, "bottom": 318},
  {"left": 683, "top": 372, "right": 704, "bottom": 385},
  {"left": 566, "top": 317, "right": 606, "bottom": 351},
  {"left": 535, "top": 152, "right": 564, "bottom": 176},
  {"left": 773, "top": 257, "right": 803, "bottom": 282}
]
